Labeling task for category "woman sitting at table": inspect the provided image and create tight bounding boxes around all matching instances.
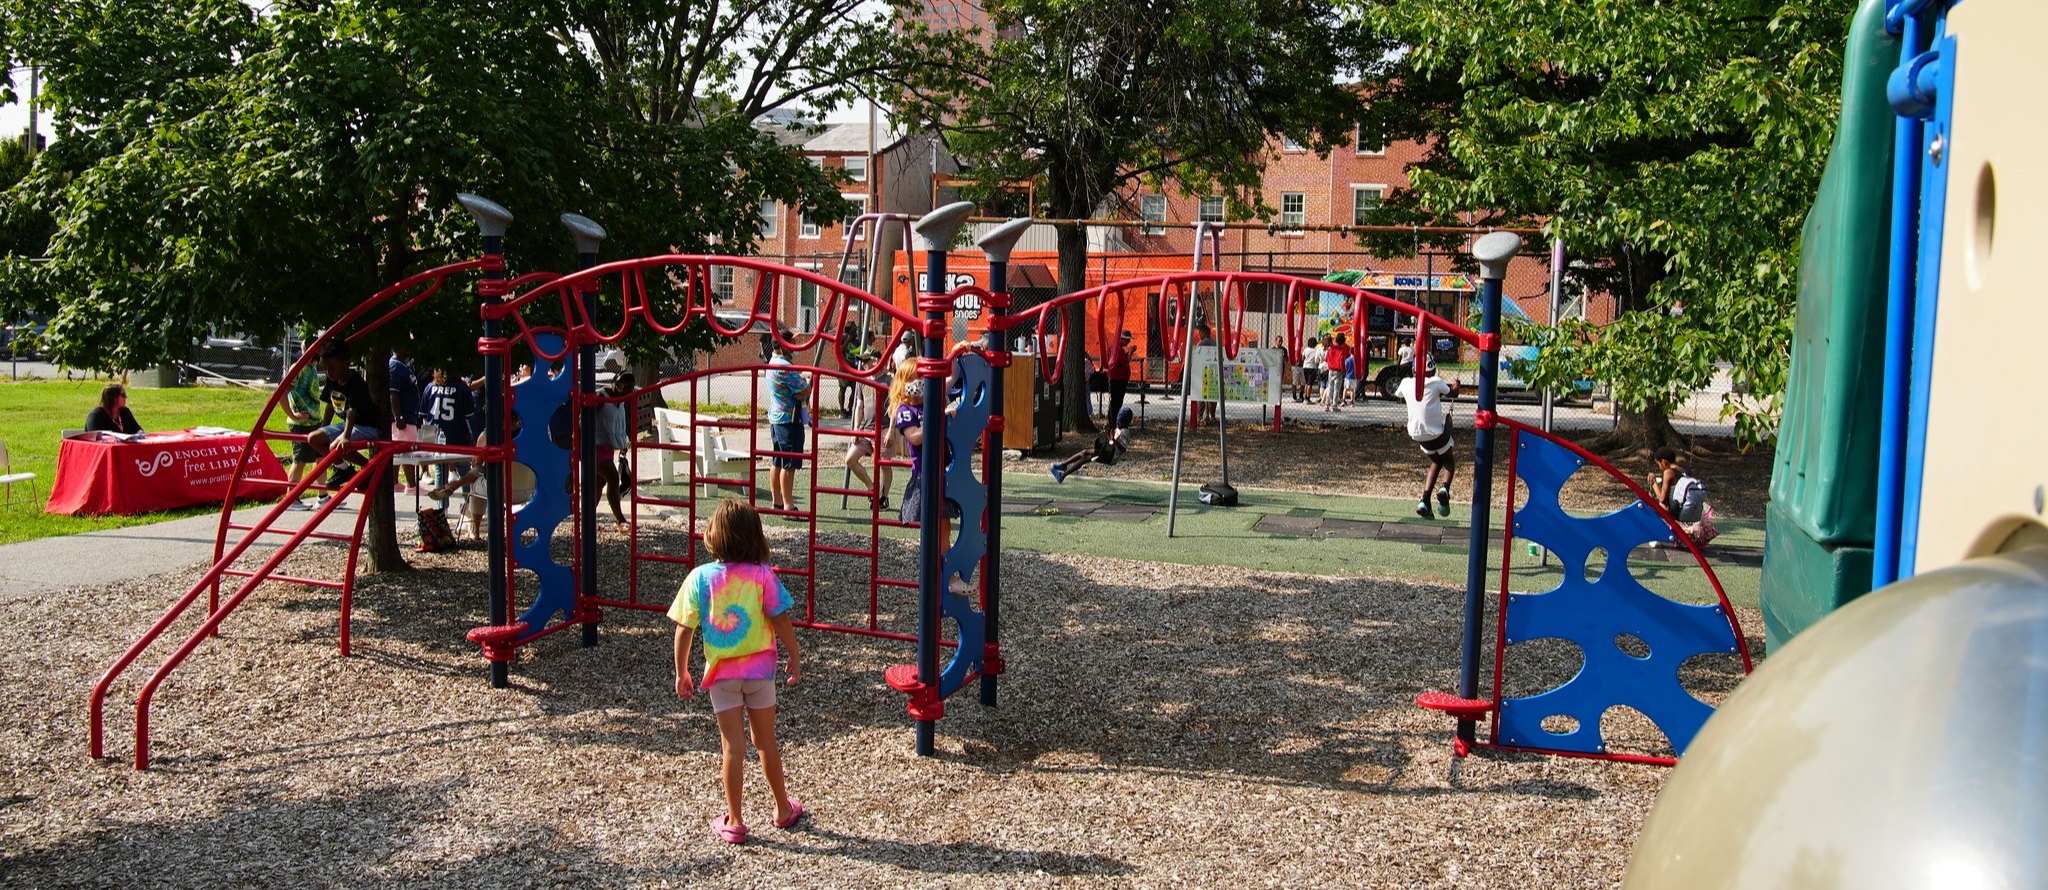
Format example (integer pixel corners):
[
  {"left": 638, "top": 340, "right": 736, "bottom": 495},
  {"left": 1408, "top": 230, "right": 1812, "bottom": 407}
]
[{"left": 84, "top": 384, "right": 142, "bottom": 434}]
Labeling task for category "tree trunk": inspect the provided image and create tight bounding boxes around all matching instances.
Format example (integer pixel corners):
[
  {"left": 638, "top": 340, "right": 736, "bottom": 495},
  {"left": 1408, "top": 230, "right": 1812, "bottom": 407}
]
[
  {"left": 361, "top": 347, "right": 409, "bottom": 574},
  {"left": 1055, "top": 222, "right": 1098, "bottom": 436},
  {"left": 1585, "top": 401, "right": 1689, "bottom": 461}
]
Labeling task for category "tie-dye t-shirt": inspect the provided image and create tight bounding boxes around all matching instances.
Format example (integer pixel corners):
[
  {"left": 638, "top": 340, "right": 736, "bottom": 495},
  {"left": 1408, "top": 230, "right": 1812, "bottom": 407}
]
[{"left": 668, "top": 562, "right": 794, "bottom": 687}]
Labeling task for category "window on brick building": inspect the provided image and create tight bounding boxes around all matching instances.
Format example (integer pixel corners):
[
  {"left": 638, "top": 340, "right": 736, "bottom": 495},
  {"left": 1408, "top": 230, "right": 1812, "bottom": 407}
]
[
  {"left": 1351, "top": 186, "right": 1384, "bottom": 225},
  {"left": 1198, "top": 195, "right": 1225, "bottom": 223},
  {"left": 800, "top": 210, "right": 821, "bottom": 239},
  {"left": 844, "top": 155, "right": 867, "bottom": 182},
  {"left": 1355, "top": 123, "right": 1385, "bottom": 155},
  {"left": 1140, "top": 194, "right": 1167, "bottom": 234},
  {"left": 713, "top": 266, "right": 735, "bottom": 303},
  {"left": 1280, "top": 192, "right": 1305, "bottom": 229},
  {"left": 759, "top": 198, "right": 778, "bottom": 236},
  {"left": 1280, "top": 133, "right": 1304, "bottom": 151},
  {"left": 842, "top": 194, "right": 868, "bottom": 234}
]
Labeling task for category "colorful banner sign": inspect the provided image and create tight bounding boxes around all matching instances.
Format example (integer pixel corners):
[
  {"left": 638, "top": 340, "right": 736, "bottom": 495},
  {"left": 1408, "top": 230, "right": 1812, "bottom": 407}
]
[{"left": 1352, "top": 272, "right": 1477, "bottom": 292}]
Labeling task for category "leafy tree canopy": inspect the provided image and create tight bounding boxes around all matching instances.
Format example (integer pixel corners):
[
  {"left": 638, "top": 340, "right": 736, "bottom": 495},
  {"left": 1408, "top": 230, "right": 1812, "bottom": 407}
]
[
  {"left": 0, "top": 0, "right": 936, "bottom": 372},
  {"left": 896, "top": 0, "right": 1381, "bottom": 431},
  {"left": 1351, "top": 0, "right": 1848, "bottom": 446}
]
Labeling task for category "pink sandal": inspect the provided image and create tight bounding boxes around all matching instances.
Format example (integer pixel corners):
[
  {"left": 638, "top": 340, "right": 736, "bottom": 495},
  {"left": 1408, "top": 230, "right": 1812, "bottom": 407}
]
[
  {"left": 711, "top": 814, "right": 748, "bottom": 844},
  {"left": 774, "top": 798, "right": 806, "bottom": 829}
]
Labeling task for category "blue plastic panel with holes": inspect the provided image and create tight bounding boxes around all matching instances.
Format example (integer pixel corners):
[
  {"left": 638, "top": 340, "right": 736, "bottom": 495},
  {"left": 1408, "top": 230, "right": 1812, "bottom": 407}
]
[
  {"left": 1497, "top": 433, "right": 1743, "bottom": 755},
  {"left": 510, "top": 334, "right": 575, "bottom": 631},
  {"left": 935, "top": 352, "right": 991, "bottom": 699}
]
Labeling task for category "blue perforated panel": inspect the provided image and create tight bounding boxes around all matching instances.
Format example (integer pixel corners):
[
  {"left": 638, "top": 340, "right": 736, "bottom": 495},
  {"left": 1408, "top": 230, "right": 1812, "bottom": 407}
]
[
  {"left": 510, "top": 335, "right": 576, "bottom": 631},
  {"left": 936, "top": 353, "right": 992, "bottom": 699},
  {"left": 1497, "top": 434, "right": 1743, "bottom": 755}
]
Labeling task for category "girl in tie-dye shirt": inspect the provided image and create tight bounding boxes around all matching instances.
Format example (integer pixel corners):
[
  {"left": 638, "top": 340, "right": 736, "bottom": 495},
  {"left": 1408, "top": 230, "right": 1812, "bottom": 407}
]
[{"left": 670, "top": 499, "right": 805, "bottom": 843}]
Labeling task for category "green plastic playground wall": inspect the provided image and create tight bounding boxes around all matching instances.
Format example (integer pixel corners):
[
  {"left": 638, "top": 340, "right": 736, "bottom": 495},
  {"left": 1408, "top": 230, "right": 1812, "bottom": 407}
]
[{"left": 1759, "top": 0, "right": 1897, "bottom": 649}]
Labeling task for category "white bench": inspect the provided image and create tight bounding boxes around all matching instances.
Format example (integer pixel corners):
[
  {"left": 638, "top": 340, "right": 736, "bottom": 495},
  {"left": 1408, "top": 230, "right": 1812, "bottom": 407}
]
[{"left": 653, "top": 407, "right": 756, "bottom": 496}]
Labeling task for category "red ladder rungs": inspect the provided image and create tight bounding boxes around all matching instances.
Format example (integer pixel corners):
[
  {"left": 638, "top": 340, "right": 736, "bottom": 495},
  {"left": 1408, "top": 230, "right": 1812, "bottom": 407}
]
[
  {"left": 225, "top": 523, "right": 356, "bottom": 543},
  {"left": 220, "top": 568, "right": 344, "bottom": 590}
]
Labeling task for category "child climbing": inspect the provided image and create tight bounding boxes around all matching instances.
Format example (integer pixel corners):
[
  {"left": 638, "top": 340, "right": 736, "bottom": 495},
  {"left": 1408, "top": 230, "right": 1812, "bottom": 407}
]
[
  {"left": 1651, "top": 447, "right": 1718, "bottom": 547},
  {"left": 670, "top": 499, "right": 805, "bottom": 844},
  {"left": 845, "top": 359, "right": 914, "bottom": 511},
  {"left": 1049, "top": 407, "right": 1133, "bottom": 482},
  {"left": 893, "top": 358, "right": 972, "bottom": 594},
  {"left": 1401, "top": 363, "right": 1460, "bottom": 519}
]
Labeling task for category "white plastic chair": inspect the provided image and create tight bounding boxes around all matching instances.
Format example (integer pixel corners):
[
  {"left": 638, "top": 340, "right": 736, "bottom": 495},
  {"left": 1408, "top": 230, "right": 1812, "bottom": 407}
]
[{"left": 0, "top": 439, "right": 38, "bottom": 507}]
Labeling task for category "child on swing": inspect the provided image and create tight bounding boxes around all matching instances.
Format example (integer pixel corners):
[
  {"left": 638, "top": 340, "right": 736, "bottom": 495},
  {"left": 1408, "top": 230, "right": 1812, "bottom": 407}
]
[{"left": 671, "top": 499, "right": 805, "bottom": 843}]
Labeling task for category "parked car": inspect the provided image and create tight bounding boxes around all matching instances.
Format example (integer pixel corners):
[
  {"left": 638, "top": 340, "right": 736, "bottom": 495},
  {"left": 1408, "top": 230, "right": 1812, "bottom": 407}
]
[{"left": 187, "top": 334, "right": 286, "bottom": 384}]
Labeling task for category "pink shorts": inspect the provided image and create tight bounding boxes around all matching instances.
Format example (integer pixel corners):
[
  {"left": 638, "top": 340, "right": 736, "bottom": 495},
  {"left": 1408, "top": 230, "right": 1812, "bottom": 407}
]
[{"left": 707, "top": 678, "right": 777, "bottom": 713}]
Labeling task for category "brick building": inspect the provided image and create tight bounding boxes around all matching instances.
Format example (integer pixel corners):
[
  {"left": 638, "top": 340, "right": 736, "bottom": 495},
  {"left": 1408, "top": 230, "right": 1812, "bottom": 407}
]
[{"left": 698, "top": 120, "right": 954, "bottom": 373}]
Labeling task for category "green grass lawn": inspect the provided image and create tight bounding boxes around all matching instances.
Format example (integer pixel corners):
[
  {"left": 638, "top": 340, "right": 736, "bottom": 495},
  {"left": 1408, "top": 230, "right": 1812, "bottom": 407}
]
[{"left": 0, "top": 380, "right": 281, "bottom": 545}]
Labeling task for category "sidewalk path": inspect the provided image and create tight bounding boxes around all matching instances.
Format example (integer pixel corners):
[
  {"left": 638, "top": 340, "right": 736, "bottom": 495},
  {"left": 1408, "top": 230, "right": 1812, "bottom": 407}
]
[{"left": 0, "top": 497, "right": 432, "bottom": 602}]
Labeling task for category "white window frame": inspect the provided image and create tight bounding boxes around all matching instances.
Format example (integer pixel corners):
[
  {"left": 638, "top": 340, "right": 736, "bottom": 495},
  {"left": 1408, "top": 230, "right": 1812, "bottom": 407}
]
[
  {"left": 1280, "top": 133, "right": 1304, "bottom": 152},
  {"left": 1354, "top": 123, "right": 1385, "bottom": 156},
  {"left": 713, "top": 265, "right": 736, "bottom": 304},
  {"left": 841, "top": 193, "right": 868, "bottom": 236},
  {"left": 759, "top": 198, "right": 778, "bottom": 236},
  {"left": 799, "top": 208, "right": 821, "bottom": 239},
  {"left": 1198, "top": 195, "right": 1225, "bottom": 223},
  {"left": 1350, "top": 184, "right": 1385, "bottom": 226},
  {"left": 1279, "top": 192, "right": 1306, "bottom": 229},
  {"left": 1139, "top": 194, "right": 1167, "bottom": 234},
  {"left": 844, "top": 155, "right": 867, "bottom": 182}
]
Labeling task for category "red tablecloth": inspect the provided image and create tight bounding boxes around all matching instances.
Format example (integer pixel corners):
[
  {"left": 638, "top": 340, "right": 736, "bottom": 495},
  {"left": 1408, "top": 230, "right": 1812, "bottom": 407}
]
[{"left": 47, "top": 430, "right": 287, "bottom": 516}]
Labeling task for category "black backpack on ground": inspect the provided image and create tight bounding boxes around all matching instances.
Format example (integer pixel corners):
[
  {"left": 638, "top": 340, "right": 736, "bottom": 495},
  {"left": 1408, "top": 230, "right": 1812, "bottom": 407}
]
[{"left": 1199, "top": 481, "right": 1238, "bottom": 507}]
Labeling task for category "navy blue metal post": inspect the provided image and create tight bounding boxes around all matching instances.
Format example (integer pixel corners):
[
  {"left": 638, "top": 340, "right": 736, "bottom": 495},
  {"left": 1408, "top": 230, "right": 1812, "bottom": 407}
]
[
  {"left": 1459, "top": 233, "right": 1521, "bottom": 743},
  {"left": 459, "top": 194, "right": 515, "bottom": 689},
  {"left": 909, "top": 202, "right": 975, "bottom": 755},
  {"left": 562, "top": 214, "right": 606, "bottom": 647},
  {"left": 974, "top": 217, "right": 1033, "bottom": 709}
]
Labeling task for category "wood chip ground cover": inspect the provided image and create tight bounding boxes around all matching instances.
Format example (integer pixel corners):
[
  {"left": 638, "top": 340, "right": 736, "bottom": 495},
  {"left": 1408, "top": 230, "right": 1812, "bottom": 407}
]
[{"left": 0, "top": 523, "right": 1762, "bottom": 888}]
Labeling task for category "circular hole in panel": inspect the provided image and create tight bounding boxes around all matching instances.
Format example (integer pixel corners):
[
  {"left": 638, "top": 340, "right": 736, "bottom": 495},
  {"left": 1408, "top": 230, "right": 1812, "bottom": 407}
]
[
  {"left": 548, "top": 403, "right": 573, "bottom": 451},
  {"left": 1678, "top": 651, "right": 1746, "bottom": 707},
  {"left": 1583, "top": 546, "right": 1607, "bottom": 584},
  {"left": 1615, "top": 633, "right": 1651, "bottom": 660},
  {"left": 1540, "top": 714, "right": 1579, "bottom": 736},
  {"left": 1500, "top": 637, "right": 1586, "bottom": 700},
  {"left": 1967, "top": 162, "right": 1996, "bottom": 291},
  {"left": 1599, "top": 705, "right": 1674, "bottom": 759},
  {"left": 519, "top": 528, "right": 539, "bottom": 547}
]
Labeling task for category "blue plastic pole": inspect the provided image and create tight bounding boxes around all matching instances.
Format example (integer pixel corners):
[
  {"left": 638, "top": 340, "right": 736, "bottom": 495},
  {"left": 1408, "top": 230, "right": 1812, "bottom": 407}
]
[
  {"left": 1874, "top": 12, "right": 1927, "bottom": 589},
  {"left": 1460, "top": 233, "right": 1520, "bottom": 743}
]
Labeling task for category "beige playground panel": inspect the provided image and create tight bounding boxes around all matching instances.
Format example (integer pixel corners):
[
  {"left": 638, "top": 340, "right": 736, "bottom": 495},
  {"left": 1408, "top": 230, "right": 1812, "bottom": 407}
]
[{"left": 1913, "top": 0, "right": 2048, "bottom": 571}]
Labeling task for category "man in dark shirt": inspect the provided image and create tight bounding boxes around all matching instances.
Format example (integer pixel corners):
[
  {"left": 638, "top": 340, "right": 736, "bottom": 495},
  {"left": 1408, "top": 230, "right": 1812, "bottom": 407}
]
[{"left": 305, "top": 338, "right": 388, "bottom": 470}]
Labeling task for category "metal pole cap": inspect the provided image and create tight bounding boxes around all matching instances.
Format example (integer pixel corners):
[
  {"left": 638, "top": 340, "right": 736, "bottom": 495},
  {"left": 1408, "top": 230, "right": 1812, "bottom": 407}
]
[
  {"left": 1472, "top": 231, "right": 1523, "bottom": 281},
  {"left": 913, "top": 201, "right": 977, "bottom": 253},
  {"left": 975, "top": 217, "right": 1035, "bottom": 264},
  {"left": 457, "top": 194, "right": 514, "bottom": 238},
  {"left": 559, "top": 213, "right": 607, "bottom": 255}
]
